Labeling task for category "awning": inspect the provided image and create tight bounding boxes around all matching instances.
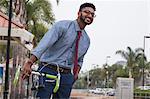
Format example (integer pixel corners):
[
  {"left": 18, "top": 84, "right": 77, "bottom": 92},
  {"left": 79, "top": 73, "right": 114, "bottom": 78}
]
[{"left": 0, "top": 27, "right": 34, "bottom": 51}]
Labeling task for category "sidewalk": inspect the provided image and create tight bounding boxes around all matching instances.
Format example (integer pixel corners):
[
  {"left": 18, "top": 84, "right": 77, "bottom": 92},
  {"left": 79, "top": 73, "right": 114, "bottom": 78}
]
[{"left": 70, "top": 89, "right": 116, "bottom": 99}]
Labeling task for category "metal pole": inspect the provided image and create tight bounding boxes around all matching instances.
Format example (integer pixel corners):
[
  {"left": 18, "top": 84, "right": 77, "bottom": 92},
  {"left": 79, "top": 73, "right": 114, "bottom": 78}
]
[
  {"left": 105, "top": 71, "right": 107, "bottom": 88},
  {"left": 87, "top": 71, "right": 89, "bottom": 89},
  {"left": 26, "top": 50, "right": 31, "bottom": 99},
  {"left": 142, "top": 36, "right": 150, "bottom": 86},
  {"left": 3, "top": 0, "right": 13, "bottom": 98},
  {"left": 142, "top": 37, "right": 145, "bottom": 87}
]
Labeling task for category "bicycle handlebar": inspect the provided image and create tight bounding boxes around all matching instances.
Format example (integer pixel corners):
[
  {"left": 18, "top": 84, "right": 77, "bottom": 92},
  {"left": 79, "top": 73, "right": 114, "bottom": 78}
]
[
  {"left": 31, "top": 71, "right": 58, "bottom": 80},
  {"left": 13, "top": 68, "right": 60, "bottom": 93}
]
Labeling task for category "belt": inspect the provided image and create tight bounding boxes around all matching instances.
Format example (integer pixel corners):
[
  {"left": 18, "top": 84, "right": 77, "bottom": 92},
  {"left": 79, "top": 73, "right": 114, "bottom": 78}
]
[{"left": 41, "top": 62, "right": 71, "bottom": 74}]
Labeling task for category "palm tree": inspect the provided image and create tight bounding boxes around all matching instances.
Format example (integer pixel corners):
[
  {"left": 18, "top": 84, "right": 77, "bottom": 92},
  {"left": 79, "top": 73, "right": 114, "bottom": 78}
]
[
  {"left": 135, "top": 48, "right": 150, "bottom": 86},
  {"left": 25, "top": 0, "right": 56, "bottom": 45},
  {"left": 0, "top": 0, "right": 9, "bottom": 13},
  {"left": 116, "top": 46, "right": 144, "bottom": 78},
  {"left": 109, "top": 64, "right": 128, "bottom": 87},
  {"left": 0, "top": 0, "right": 59, "bottom": 43}
]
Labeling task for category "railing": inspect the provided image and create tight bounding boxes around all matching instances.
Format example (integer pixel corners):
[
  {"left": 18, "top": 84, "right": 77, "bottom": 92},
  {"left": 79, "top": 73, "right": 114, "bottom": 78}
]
[{"left": 134, "top": 92, "right": 150, "bottom": 99}]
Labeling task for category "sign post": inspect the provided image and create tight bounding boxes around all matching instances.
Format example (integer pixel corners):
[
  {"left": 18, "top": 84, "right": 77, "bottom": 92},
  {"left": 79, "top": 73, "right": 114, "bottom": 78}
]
[{"left": 116, "top": 77, "right": 134, "bottom": 99}]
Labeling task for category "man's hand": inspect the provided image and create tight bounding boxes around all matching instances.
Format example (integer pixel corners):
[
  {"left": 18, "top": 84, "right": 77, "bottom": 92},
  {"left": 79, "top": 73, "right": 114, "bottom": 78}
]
[
  {"left": 22, "top": 60, "right": 32, "bottom": 80},
  {"left": 22, "top": 55, "right": 37, "bottom": 80},
  {"left": 73, "top": 65, "right": 81, "bottom": 81},
  {"left": 74, "top": 72, "right": 79, "bottom": 81}
]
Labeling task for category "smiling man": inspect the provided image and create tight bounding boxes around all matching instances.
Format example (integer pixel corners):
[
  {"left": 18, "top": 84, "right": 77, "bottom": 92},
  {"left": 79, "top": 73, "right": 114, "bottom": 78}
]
[{"left": 22, "top": 2, "right": 96, "bottom": 99}]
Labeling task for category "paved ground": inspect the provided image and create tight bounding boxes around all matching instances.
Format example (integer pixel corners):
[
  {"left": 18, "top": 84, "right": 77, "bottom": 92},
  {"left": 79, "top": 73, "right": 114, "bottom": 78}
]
[{"left": 70, "top": 89, "right": 116, "bottom": 99}]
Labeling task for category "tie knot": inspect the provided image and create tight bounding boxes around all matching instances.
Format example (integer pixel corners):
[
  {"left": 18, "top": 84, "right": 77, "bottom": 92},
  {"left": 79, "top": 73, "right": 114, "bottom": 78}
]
[
  {"left": 77, "top": 31, "right": 82, "bottom": 36},
  {"left": 77, "top": 31, "right": 81, "bottom": 33}
]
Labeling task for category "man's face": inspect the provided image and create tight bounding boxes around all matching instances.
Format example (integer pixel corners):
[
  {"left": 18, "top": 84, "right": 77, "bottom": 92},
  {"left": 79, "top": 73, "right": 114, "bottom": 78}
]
[{"left": 79, "top": 7, "right": 95, "bottom": 25}]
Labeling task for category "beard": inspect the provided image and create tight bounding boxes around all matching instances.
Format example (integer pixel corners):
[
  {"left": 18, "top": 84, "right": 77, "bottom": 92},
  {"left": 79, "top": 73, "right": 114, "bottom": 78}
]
[{"left": 80, "top": 13, "right": 93, "bottom": 25}]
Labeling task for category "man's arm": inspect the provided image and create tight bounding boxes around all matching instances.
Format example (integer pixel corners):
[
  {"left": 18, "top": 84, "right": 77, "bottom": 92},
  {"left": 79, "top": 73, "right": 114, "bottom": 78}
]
[{"left": 22, "top": 55, "right": 37, "bottom": 79}]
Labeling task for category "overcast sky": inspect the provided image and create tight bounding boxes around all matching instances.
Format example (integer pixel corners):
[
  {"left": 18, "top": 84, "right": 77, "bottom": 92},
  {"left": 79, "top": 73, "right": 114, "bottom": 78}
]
[{"left": 51, "top": 0, "right": 150, "bottom": 72}]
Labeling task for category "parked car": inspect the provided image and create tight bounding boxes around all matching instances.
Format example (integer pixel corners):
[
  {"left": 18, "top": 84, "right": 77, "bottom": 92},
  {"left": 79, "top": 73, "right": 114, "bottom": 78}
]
[
  {"left": 88, "top": 89, "right": 95, "bottom": 93},
  {"left": 93, "top": 88, "right": 104, "bottom": 94},
  {"left": 106, "top": 89, "right": 115, "bottom": 96},
  {"left": 137, "top": 86, "right": 150, "bottom": 90}
]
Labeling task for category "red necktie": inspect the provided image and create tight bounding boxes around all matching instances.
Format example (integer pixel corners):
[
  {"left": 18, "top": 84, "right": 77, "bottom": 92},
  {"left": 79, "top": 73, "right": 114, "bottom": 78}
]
[{"left": 73, "top": 31, "right": 82, "bottom": 75}]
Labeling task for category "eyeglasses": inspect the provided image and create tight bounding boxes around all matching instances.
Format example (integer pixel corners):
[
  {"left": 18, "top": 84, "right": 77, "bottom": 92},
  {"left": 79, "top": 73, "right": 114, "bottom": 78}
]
[{"left": 82, "top": 10, "right": 96, "bottom": 18}]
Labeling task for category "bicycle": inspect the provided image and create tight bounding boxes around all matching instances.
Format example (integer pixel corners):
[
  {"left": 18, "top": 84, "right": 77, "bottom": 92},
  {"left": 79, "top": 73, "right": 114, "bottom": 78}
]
[{"left": 13, "top": 66, "right": 61, "bottom": 99}]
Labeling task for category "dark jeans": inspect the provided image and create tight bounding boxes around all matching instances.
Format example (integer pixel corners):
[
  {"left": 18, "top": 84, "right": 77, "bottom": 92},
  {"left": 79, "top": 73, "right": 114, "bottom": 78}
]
[{"left": 36, "top": 65, "right": 74, "bottom": 99}]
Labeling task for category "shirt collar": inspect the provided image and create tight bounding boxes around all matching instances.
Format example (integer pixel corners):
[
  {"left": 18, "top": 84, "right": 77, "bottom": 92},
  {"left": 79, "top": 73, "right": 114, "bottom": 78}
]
[{"left": 73, "top": 20, "right": 82, "bottom": 32}]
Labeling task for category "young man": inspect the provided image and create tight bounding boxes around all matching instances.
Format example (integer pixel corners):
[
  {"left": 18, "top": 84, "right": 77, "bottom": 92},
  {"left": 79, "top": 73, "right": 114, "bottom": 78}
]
[{"left": 22, "top": 2, "right": 96, "bottom": 99}]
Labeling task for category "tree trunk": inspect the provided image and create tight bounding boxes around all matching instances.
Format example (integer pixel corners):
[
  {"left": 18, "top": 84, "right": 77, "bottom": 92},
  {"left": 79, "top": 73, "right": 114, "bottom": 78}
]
[
  {"left": 13, "top": 0, "right": 27, "bottom": 27},
  {"left": 129, "top": 68, "right": 132, "bottom": 78}
]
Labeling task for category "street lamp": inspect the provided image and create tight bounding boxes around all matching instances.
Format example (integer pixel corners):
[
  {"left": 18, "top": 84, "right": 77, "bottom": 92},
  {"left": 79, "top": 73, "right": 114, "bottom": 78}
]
[
  {"left": 106, "top": 56, "right": 111, "bottom": 66},
  {"left": 143, "top": 36, "right": 150, "bottom": 86},
  {"left": 105, "top": 56, "right": 111, "bottom": 88}
]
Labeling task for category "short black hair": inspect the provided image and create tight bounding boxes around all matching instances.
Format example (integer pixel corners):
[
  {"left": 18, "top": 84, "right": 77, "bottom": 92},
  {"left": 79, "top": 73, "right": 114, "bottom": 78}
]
[{"left": 79, "top": 3, "right": 96, "bottom": 11}]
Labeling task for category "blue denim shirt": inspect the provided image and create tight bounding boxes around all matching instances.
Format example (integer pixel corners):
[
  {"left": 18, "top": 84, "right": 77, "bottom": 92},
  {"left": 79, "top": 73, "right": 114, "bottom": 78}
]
[{"left": 31, "top": 20, "right": 90, "bottom": 69}]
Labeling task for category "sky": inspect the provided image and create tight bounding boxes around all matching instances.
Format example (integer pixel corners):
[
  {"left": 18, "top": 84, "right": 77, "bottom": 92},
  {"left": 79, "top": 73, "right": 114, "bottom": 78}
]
[{"left": 50, "top": 0, "right": 150, "bottom": 72}]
